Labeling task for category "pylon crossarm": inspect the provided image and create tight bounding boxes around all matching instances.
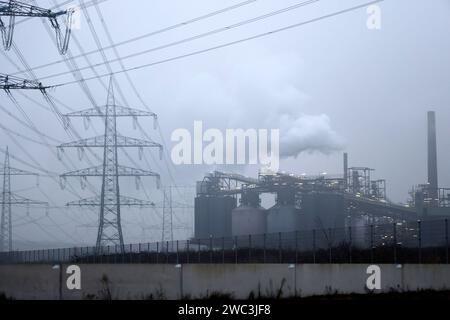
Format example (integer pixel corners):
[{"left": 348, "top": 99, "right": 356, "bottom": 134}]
[
  {"left": 0, "top": 73, "right": 49, "bottom": 91},
  {"left": 1, "top": 192, "right": 48, "bottom": 206},
  {"left": 66, "top": 195, "right": 155, "bottom": 207},
  {"left": 64, "top": 105, "right": 156, "bottom": 118},
  {"left": 0, "top": 1, "right": 66, "bottom": 18},
  {"left": 58, "top": 135, "right": 104, "bottom": 148},
  {"left": 61, "top": 165, "right": 161, "bottom": 177},
  {"left": 0, "top": 166, "right": 38, "bottom": 176},
  {"left": 58, "top": 134, "right": 162, "bottom": 149}
]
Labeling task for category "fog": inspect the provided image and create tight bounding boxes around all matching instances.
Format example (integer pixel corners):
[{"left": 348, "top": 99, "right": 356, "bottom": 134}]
[{"left": 0, "top": 0, "right": 449, "bottom": 248}]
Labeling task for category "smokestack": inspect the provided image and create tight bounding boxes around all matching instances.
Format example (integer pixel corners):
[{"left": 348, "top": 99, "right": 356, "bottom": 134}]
[
  {"left": 343, "top": 152, "right": 348, "bottom": 191},
  {"left": 427, "top": 111, "right": 438, "bottom": 202}
]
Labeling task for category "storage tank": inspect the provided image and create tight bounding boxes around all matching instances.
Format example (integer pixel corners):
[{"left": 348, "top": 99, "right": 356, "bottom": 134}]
[
  {"left": 300, "top": 192, "right": 346, "bottom": 230},
  {"left": 267, "top": 205, "right": 301, "bottom": 233},
  {"left": 231, "top": 206, "right": 267, "bottom": 236},
  {"left": 267, "top": 189, "right": 301, "bottom": 233},
  {"left": 194, "top": 195, "right": 236, "bottom": 239},
  {"left": 232, "top": 191, "right": 267, "bottom": 236},
  {"left": 351, "top": 214, "right": 370, "bottom": 248}
]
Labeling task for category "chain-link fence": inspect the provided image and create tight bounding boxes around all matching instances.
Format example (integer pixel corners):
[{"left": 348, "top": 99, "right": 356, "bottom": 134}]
[{"left": 1, "top": 219, "right": 449, "bottom": 264}]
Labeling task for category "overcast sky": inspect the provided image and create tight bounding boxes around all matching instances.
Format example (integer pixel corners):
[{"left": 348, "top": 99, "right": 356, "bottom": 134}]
[{"left": 1, "top": 0, "right": 449, "bottom": 248}]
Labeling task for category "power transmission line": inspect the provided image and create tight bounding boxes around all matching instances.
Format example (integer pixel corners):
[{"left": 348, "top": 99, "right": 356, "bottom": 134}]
[
  {"left": 38, "top": 0, "right": 319, "bottom": 80},
  {"left": 52, "top": 0, "right": 384, "bottom": 87},
  {"left": 11, "top": 0, "right": 260, "bottom": 76}
]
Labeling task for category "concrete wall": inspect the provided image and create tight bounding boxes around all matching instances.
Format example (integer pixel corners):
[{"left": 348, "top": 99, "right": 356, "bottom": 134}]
[{"left": 1, "top": 264, "right": 450, "bottom": 300}]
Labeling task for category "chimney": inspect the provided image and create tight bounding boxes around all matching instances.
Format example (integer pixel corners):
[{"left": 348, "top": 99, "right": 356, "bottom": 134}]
[
  {"left": 427, "top": 111, "right": 438, "bottom": 202},
  {"left": 343, "top": 152, "right": 348, "bottom": 191}
]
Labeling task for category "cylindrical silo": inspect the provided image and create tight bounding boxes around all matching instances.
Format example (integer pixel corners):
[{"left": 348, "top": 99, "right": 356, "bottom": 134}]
[
  {"left": 266, "top": 189, "right": 300, "bottom": 233},
  {"left": 267, "top": 205, "right": 301, "bottom": 234},
  {"left": 231, "top": 191, "right": 266, "bottom": 236},
  {"left": 231, "top": 205, "right": 267, "bottom": 236}
]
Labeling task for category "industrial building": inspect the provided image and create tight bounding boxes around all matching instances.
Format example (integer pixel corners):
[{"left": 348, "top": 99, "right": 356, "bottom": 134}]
[{"left": 194, "top": 112, "right": 450, "bottom": 241}]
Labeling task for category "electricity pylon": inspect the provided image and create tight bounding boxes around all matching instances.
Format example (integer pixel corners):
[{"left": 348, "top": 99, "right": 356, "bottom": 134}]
[
  {"left": 0, "top": 147, "right": 48, "bottom": 252},
  {"left": 0, "top": 0, "right": 74, "bottom": 54},
  {"left": 58, "top": 78, "right": 162, "bottom": 250},
  {"left": 161, "top": 186, "right": 173, "bottom": 243}
]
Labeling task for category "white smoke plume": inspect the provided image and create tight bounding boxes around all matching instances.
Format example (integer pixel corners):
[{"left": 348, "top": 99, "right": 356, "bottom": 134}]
[{"left": 279, "top": 113, "right": 345, "bottom": 158}]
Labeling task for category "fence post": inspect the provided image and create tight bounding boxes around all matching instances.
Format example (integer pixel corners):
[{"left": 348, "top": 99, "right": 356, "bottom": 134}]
[
  {"left": 198, "top": 240, "right": 201, "bottom": 263},
  {"left": 328, "top": 228, "right": 332, "bottom": 263},
  {"left": 445, "top": 219, "right": 449, "bottom": 264},
  {"left": 263, "top": 233, "right": 266, "bottom": 263},
  {"left": 166, "top": 241, "right": 169, "bottom": 264},
  {"left": 156, "top": 242, "right": 159, "bottom": 264},
  {"left": 295, "top": 231, "right": 299, "bottom": 264},
  {"left": 100, "top": 246, "right": 104, "bottom": 264},
  {"left": 222, "top": 237, "right": 225, "bottom": 264},
  {"left": 248, "top": 235, "right": 252, "bottom": 263},
  {"left": 393, "top": 223, "right": 397, "bottom": 264},
  {"left": 209, "top": 235, "right": 213, "bottom": 264},
  {"left": 138, "top": 243, "right": 142, "bottom": 264},
  {"left": 176, "top": 240, "right": 179, "bottom": 264},
  {"left": 312, "top": 229, "right": 316, "bottom": 264},
  {"left": 370, "top": 224, "right": 374, "bottom": 263},
  {"left": 278, "top": 232, "right": 282, "bottom": 263},
  {"left": 186, "top": 240, "right": 190, "bottom": 264},
  {"left": 418, "top": 220, "right": 422, "bottom": 264},
  {"left": 349, "top": 226, "right": 352, "bottom": 264},
  {"left": 234, "top": 236, "right": 238, "bottom": 264}
]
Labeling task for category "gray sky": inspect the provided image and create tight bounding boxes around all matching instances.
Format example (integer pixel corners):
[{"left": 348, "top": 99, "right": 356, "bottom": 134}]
[{"left": 1, "top": 0, "right": 450, "bottom": 249}]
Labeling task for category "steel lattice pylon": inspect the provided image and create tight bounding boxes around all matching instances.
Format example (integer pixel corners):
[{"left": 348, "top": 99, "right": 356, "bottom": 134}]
[
  {"left": 161, "top": 186, "right": 173, "bottom": 243},
  {"left": 0, "top": 148, "right": 11, "bottom": 252},
  {"left": 59, "top": 78, "right": 161, "bottom": 250},
  {"left": 0, "top": 147, "right": 48, "bottom": 252}
]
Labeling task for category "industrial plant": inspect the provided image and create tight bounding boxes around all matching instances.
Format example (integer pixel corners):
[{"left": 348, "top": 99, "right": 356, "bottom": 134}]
[{"left": 194, "top": 111, "right": 450, "bottom": 243}]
